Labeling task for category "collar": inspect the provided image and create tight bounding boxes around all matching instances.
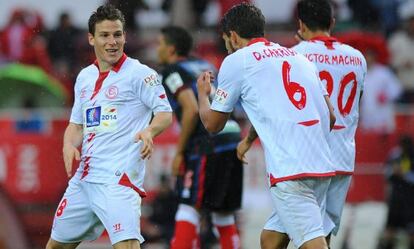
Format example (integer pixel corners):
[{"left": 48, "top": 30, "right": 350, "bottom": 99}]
[
  {"left": 309, "top": 36, "right": 338, "bottom": 50},
  {"left": 93, "top": 53, "right": 127, "bottom": 73},
  {"left": 247, "top": 37, "right": 271, "bottom": 46}
]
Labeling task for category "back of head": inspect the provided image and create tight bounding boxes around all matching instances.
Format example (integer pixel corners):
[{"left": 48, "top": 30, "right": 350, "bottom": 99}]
[
  {"left": 297, "top": 0, "right": 333, "bottom": 32},
  {"left": 221, "top": 3, "right": 265, "bottom": 39},
  {"left": 88, "top": 4, "right": 125, "bottom": 35},
  {"left": 161, "top": 26, "right": 193, "bottom": 57}
]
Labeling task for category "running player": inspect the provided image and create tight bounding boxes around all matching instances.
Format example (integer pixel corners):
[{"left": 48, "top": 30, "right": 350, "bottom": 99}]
[{"left": 45, "top": 5, "right": 172, "bottom": 249}]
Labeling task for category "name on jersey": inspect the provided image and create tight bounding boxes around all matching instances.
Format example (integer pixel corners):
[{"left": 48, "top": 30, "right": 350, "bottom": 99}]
[
  {"left": 253, "top": 47, "right": 297, "bottom": 61},
  {"left": 214, "top": 88, "right": 228, "bottom": 104},
  {"left": 304, "top": 53, "right": 363, "bottom": 66},
  {"left": 144, "top": 74, "right": 161, "bottom": 87}
]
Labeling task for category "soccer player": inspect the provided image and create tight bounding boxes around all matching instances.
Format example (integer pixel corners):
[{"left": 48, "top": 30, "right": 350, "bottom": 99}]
[
  {"left": 197, "top": 3, "right": 336, "bottom": 249},
  {"left": 238, "top": 0, "right": 367, "bottom": 248},
  {"left": 45, "top": 5, "right": 172, "bottom": 249},
  {"left": 157, "top": 26, "right": 243, "bottom": 249},
  {"left": 293, "top": 0, "right": 366, "bottom": 243}
]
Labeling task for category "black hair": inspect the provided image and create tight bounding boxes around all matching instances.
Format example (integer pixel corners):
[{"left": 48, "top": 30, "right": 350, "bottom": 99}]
[
  {"left": 220, "top": 2, "right": 265, "bottom": 39},
  {"left": 88, "top": 4, "right": 125, "bottom": 35},
  {"left": 297, "top": 0, "right": 333, "bottom": 31},
  {"left": 161, "top": 26, "right": 193, "bottom": 57}
]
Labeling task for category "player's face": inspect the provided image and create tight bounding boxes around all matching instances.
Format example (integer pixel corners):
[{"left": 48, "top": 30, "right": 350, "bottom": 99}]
[
  {"left": 88, "top": 19, "right": 125, "bottom": 70},
  {"left": 157, "top": 34, "right": 170, "bottom": 64},
  {"left": 222, "top": 33, "right": 236, "bottom": 54}
]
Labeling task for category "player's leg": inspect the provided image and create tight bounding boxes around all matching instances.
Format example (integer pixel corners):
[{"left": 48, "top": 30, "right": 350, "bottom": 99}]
[
  {"left": 323, "top": 175, "right": 352, "bottom": 240},
  {"left": 90, "top": 182, "right": 144, "bottom": 248},
  {"left": 45, "top": 239, "right": 80, "bottom": 249},
  {"left": 270, "top": 178, "right": 331, "bottom": 249},
  {"left": 170, "top": 204, "right": 200, "bottom": 249},
  {"left": 206, "top": 150, "right": 243, "bottom": 249},
  {"left": 260, "top": 229, "right": 289, "bottom": 249},
  {"left": 261, "top": 208, "right": 290, "bottom": 249},
  {"left": 112, "top": 239, "right": 140, "bottom": 249},
  {"left": 211, "top": 212, "right": 240, "bottom": 249},
  {"left": 170, "top": 154, "right": 205, "bottom": 249},
  {"left": 47, "top": 179, "right": 104, "bottom": 249}
]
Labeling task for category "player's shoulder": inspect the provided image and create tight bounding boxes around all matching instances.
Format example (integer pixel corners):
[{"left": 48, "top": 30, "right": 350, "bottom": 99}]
[
  {"left": 75, "top": 64, "right": 98, "bottom": 87},
  {"left": 338, "top": 42, "right": 364, "bottom": 58},
  {"left": 127, "top": 57, "right": 158, "bottom": 77}
]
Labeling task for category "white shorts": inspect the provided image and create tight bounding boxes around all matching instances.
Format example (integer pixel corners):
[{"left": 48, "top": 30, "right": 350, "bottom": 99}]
[
  {"left": 324, "top": 174, "right": 352, "bottom": 235},
  {"left": 51, "top": 178, "right": 144, "bottom": 245},
  {"left": 263, "top": 178, "right": 331, "bottom": 248}
]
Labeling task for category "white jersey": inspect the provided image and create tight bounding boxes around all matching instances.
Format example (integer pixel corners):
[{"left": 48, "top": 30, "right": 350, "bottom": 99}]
[
  {"left": 211, "top": 38, "right": 334, "bottom": 185},
  {"left": 293, "top": 37, "right": 367, "bottom": 173},
  {"left": 69, "top": 54, "right": 172, "bottom": 195}
]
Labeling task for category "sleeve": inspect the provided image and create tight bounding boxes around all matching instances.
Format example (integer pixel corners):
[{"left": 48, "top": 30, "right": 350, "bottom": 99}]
[
  {"left": 210, "top": 55, "right": 242, "bottom": 113},
  {"left": 138, "top": 67, "right": 172, "bottom": 114},
  {"left": 163, "top": 70, "right": 190, "bottom": 98},
  {"left": 69, "top": 76, "right": 83, "bottom": 124},
  {"left": 360, "top": 53, "right": 367, "bottom": 92}
]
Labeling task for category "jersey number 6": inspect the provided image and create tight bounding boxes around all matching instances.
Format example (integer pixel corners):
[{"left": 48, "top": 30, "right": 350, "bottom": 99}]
[{"left": 282, "top": 61, "right": 307, "bottom": 110}]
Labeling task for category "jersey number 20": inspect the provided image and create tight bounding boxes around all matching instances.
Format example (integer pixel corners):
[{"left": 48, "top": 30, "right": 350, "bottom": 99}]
[{"left": 319, "top": 70, "right": 358, "bottom": 116}]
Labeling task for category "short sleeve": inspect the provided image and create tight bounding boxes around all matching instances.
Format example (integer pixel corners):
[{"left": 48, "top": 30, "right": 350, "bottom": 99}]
[
  {"left": 69, "top": 76, "right": 83, "bottom": 124},
  {"left": 211, "top": 55, "right": 242, "bottom": 113},
  {"left": 138, "top": 67, "right": 172, "bottom": 114}
]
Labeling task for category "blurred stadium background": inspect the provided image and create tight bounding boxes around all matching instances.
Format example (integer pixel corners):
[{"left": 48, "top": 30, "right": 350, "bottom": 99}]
[{"left": 0, "top": 0, "right": 414, "bottom": 248}]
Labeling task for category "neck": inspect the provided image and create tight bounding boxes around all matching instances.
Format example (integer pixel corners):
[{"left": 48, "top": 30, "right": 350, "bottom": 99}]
[
  {"left": 97, "top": 60, "right": 112, "bottom": 72},
  {"left": 305, "top": 30, "right": 330, "bottom": 40}
]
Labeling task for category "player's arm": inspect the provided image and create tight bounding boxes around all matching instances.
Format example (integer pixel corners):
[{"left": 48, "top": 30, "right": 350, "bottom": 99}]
[
  {"left": 171, "top": 89, "right": 199, "bottom": 175},
  {"left": 136, "top": 112, "right": 172, "bottom": 160},
  {"left": 62, "top": 123, "right": 83, "bottom": 178},
  {"left": 197, "top": 72, "right": 230, "bottom": 133},
  {"left": 237, "top": 125, "right": 258, "bottom": 164},
  {"left": 324, "top": 95, "right": 336, "bottom": 131}
]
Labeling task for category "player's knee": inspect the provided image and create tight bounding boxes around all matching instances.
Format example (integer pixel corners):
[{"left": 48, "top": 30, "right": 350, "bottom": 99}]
[
  {"left": 260, "top": 230, "right": 288, "bottom": 249},
  {"left": 113, "top": 239, "right": 140, "bottom": 249},
  {"left": 45, "top": 238, "right": 80, "bottom": 249},
  {"left": 300, "top": 236, "right": 328, "bottom": 249}
]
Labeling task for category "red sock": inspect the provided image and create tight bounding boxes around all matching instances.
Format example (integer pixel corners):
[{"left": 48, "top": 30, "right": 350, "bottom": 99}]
[
  {"left": 170, "top": 221, "right": 200, "bottom": 249},
  {"left": 216, "top": 224, "right": 241, "bottom": 249}
]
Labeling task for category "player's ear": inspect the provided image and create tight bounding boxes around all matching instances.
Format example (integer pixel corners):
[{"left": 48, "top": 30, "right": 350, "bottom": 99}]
[
  {"left": 329, "top": 18, "right": 336, "bottom": 33},
  {"left": 88, "top": 32, "right": 95, "bottom": 46},
  {"left": 229, "top": 31, "right": 240, "bottom": 48}
]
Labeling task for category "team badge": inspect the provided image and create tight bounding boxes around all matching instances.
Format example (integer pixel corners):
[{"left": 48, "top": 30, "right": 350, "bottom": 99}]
[{"left": 105, "top": 86, "right": 118, "bottom": 99}]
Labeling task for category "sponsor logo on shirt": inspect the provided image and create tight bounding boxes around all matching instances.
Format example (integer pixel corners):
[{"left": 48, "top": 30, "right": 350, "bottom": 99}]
[
  {"left": 86, "top": 106, "right": 101, "bottom": 127},
  {"left": 105, "top": 85, "right": 119, "bottom": 99},
  {"left": 214, "top": 88, "right": 228, "bottom": 104},
  {"left": 165, "top": 72, "right": 184, "bottom": 94},
  {"left": 144, "top": 74, "right": 161, "bottom": 87},
  {"left": 80, "top": 87, "right": 87, "bottom": 98}
]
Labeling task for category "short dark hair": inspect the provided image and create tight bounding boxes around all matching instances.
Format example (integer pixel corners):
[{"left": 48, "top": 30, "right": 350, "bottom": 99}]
[
  {"left": 220, "top": 3, "right": 265, "bottom": 39},
  {"left": 297, "top": 0, "right": 333, "bottom": 31},
  {"left": 161, "top": 26, "right": 193, "bottom": 57},
  {"left": 88, "top": 4, "right": 125, "bottom": 35}
]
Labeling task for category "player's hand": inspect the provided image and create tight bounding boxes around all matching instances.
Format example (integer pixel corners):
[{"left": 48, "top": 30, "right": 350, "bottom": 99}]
[
  {"left": 62, "top": 143, "right": 81, "bottom": 178},
  {"left": 172, "top": 152, "right": 184, "bottom": 176},
  {"left": 197, "top": 71, "right": 214, "bottom": 96},
  {"left": 134, "top": 128, "right": 154, "bottom": 160},
  {"left": 237, "top": 138, "right": 252, "bottom": 164}
]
